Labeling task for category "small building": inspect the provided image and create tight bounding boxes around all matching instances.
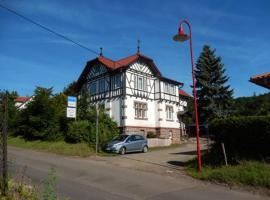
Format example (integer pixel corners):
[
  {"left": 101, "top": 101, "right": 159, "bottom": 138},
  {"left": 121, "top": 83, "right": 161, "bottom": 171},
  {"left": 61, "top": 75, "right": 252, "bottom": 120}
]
[
  {"left": 250, "top": 72, "right": 270, "bottom": 89},
  {"left": 76, "top": 52, "right": 189, "bottom": 143},
  {"left": 14, "top": 96, "right": 32, "bottom": 109}
]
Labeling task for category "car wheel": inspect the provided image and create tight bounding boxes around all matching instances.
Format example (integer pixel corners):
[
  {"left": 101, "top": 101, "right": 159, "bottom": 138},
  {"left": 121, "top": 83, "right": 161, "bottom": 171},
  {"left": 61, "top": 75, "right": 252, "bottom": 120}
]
[
  {"left": 119, "top": 147, "right": 126, "bottom": 155},
  {"left": 142, "top": 146, "right": 148, "bottom": 153}
]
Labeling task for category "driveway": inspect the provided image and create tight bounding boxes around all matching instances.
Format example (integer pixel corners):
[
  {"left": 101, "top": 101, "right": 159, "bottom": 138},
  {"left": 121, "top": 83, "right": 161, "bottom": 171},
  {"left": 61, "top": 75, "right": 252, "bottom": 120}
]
[
  {"left": 7, "top": 144, "right": 269, "bottom": 200},
  {"left": 100, "top": 139, "right": 209, "bottom": 177}
]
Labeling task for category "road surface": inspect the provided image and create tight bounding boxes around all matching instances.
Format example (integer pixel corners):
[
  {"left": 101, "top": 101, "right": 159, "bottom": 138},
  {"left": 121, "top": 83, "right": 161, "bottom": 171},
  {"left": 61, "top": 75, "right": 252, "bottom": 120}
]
[{"left": 8, "top": 146, "right": 269, "bottom": 200}]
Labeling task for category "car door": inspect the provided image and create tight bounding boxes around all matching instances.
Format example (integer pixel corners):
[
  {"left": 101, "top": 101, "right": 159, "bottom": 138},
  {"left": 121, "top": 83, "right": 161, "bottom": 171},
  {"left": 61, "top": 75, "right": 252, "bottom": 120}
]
[
  {"left": 125, "top": 135, "right": 136, "bottom": 152},
  {"left": 133, "top": 135, "right": 144, "bottom": 151}
]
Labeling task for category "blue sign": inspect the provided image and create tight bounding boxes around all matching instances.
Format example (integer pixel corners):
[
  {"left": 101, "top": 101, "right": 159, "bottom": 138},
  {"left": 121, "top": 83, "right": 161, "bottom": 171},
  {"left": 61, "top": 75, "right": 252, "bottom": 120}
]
[{"left": 67, "top": 96, "right": 77, "bottom": 107}]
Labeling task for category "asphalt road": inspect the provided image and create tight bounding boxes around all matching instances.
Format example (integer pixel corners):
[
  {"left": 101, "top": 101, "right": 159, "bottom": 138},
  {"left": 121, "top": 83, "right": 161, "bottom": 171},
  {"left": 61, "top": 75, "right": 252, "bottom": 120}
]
[{"left": 8, "top": 146, "right": 269, "bottom": 200}]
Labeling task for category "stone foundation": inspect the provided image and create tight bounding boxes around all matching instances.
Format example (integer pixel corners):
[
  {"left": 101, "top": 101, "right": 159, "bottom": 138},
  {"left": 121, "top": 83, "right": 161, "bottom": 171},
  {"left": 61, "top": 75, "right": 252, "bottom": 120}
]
[{"left": 120, "top": 126, "right": 182, "bottom": 144}]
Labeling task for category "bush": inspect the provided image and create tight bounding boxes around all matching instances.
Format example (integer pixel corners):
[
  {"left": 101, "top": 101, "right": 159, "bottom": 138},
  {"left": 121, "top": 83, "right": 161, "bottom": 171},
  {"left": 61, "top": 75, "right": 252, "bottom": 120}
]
[
  {"left": 210, "top": 116, "right": 270, "bottom": 163},
  {"left": 147, "top": 132, "right": 157, "bottom": 138},
  {"left": 66, "top": 120, "right": 90, "bottom": 143}
]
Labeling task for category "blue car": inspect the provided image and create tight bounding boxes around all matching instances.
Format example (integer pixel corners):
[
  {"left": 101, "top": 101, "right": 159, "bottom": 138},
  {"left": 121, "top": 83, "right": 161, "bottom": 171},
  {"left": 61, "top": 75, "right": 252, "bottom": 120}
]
[{"left": 106, "top": 134, "right": 148, "bottom": 155}]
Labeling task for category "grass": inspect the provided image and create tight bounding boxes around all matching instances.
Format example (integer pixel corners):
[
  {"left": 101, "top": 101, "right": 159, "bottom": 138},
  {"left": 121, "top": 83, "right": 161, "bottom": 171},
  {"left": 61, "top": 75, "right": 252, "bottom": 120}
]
[
  {"left": 8, "top": 136, "right": 98, "bottom": 157},
  {"left": 186, "top": 160, "right": 270, "bottom": 189}
]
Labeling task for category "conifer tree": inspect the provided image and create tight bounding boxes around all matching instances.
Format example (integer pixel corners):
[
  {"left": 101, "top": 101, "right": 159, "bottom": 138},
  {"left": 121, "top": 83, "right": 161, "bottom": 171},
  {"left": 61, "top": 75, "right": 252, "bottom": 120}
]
[{"left": 195, "top": 45, "right": 233, "bottom": 123}]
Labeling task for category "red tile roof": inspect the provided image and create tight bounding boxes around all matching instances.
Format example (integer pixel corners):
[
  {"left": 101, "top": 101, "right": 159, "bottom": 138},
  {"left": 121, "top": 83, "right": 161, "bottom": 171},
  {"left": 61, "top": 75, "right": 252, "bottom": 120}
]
[
  {"left": 179, "top": 89, "right": 192, "bottom": 98},
  {"left": 76, "top": 53, "right": 183, "bottom": 92},
  {"left": 97, "top": 53, "right": 148, "bottom": 70},
  {"left": 250, "top": 72, "right": 270, "bottom": 89},
  {"left": 15, "top": 97, "right": 30, "bottom": 103}
]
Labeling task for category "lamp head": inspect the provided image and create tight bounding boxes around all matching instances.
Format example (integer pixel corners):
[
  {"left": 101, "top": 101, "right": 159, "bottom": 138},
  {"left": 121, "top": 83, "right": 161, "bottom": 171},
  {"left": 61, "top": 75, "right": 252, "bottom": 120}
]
[{"left": 173, "top": 25, "right": 190, "bottom": 42}]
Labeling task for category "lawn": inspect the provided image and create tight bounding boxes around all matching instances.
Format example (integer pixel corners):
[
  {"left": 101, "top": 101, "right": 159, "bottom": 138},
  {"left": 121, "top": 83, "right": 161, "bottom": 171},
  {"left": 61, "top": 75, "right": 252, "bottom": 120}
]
[
  {"left": 8, "top": 136, "right": 96, "bottom": 157},
  {"left": 186, "top": 160, "right": 270, "bottom": 189}
]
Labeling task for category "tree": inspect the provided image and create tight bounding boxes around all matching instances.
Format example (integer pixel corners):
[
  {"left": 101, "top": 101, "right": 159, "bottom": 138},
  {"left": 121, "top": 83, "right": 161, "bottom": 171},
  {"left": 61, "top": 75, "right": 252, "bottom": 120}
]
[
  {"left": 195, "top": 45, "right": 233, "bottom": 123},
  {"left": 77, "top": 88, "right": 91, "bottom": 120},
  {"left": 63, "top": 81, "right": 77, "bottom": 96},
  {"left": 17, "top": 87, "right": 61, "bottom": 140}
]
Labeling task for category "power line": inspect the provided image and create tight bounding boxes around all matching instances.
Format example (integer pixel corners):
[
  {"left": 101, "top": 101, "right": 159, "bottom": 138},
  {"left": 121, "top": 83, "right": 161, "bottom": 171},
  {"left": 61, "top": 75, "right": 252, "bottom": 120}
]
[
  {"left": 0, "top": 3, "right": 139, "bottom": 67},
  {"left": 0, "top": 3, "right": 99, "bottom": 55}
]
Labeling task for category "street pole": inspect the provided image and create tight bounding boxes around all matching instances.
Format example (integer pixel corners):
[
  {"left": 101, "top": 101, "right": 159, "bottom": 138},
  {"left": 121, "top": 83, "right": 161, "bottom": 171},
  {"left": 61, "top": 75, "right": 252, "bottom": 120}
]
[
  {"left": 173, "top": 20, "right": 202, "bottom": 171},
  {"left": 95, "top": 103, "right": 99, "bottom": 155},
  {"left": 1, "top": 92, "right": 8, "bottom": 195}
]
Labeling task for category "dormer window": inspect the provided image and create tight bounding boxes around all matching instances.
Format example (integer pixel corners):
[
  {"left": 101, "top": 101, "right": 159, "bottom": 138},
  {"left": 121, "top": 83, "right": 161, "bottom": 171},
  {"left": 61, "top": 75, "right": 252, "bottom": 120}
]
[{"left": 134, "top": 75, "right": 147, "bottom": 91}]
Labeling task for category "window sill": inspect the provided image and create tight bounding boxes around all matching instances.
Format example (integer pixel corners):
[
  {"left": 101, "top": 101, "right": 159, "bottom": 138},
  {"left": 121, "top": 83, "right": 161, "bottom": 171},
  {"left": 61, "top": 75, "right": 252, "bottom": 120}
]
[
  {"left": 134, "top": 118, "right": 148, "bottom": 120},
  {"left": 166, "top": 119, "right": 174, "bottom": 122}
]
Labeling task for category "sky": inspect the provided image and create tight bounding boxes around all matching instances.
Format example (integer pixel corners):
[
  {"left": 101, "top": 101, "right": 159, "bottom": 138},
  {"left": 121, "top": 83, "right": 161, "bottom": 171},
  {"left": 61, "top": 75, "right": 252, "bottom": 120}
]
[{"left": 0, "top": 0, "right": 269, "bottom": 97}]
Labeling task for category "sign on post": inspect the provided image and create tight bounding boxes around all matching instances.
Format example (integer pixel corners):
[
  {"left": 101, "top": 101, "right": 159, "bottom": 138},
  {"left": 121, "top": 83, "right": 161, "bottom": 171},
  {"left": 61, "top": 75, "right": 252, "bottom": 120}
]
[
  {"left": 67, "top": 107, "right": 76, "bottom": 118},
  {"left": 67, "top": 96, "right": 77, "bottom": 119},
  {"left": 67, "top": 96, "right": 77, "bottom": 108}
]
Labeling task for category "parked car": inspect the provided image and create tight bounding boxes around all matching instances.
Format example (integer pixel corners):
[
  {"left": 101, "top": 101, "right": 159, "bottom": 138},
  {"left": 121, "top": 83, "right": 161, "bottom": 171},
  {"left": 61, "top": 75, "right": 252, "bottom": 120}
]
[{"left": 106, "top": 134, "right": 148, "bottom": 155}]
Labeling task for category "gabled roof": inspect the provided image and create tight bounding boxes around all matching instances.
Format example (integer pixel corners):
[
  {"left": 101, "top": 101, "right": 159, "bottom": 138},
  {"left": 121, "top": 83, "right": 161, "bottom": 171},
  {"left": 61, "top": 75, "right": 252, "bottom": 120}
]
[
  {"left": 179, "top": 89, "right": 192, "bottom": 98},
  {"left": 96, "top": 53, "right": 161, "bottom": 75},
  {"left": 15, "top": 97, "right": 30, "bottom": 103},
  {"left": 76, "top": 53, "right": 183, "bottom": 92}
]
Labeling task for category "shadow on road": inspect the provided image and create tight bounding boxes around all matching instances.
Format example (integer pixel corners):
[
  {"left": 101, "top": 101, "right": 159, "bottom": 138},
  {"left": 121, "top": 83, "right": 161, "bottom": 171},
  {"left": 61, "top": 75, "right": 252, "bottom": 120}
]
[
  {"left": 167, "top": 161, "right": 186, "bottom": 167},
  {"left": 170, "top": 149, "right": 207, "bottom": 155}
]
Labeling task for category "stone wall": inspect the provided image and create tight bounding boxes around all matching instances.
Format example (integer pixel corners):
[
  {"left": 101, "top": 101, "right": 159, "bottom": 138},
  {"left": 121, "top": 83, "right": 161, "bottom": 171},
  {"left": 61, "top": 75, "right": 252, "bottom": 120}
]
[{"left": 120, "top": 126, "right": 182, "bottom": 144}]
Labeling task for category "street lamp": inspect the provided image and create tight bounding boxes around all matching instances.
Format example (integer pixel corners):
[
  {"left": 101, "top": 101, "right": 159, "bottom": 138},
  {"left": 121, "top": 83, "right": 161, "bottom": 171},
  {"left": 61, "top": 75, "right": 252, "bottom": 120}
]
[{"left": 173, "top": 20, "right": 202, "bottom": 171}]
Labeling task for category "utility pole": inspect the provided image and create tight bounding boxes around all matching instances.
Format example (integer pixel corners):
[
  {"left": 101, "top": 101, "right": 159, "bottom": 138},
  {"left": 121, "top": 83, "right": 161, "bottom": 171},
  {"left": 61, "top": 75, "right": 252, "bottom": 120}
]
[
  {"left": 95, "top": 103, "right": 99, "bottom": 155},
  {"left": 0, "top": 92, "right": 8, "bottom": 196}
]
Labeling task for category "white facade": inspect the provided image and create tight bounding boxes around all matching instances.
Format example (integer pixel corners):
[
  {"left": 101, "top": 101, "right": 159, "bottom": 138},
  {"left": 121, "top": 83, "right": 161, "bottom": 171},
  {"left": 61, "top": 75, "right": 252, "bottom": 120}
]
[{"left": 77, "top": 53, "right": 188, "bottom": 143}]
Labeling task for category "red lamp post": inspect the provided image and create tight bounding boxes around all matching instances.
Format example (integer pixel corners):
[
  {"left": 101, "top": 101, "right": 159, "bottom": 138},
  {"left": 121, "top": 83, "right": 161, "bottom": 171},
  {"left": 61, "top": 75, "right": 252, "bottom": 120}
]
[{"left": 173, "top": 20, "right": 202, "bottom": 171}]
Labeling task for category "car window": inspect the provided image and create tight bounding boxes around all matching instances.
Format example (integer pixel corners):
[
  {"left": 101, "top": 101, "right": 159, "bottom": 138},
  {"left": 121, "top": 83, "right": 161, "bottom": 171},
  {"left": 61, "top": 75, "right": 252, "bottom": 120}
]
[
  {"left": 113, "top": 135, "right": 129, "bottom": 141},
  {"left": 127, "top": 135, "right": 136, "bottom": 142},
  {"left": 135, "top": 135, "right": 144, "bottom": 141}
]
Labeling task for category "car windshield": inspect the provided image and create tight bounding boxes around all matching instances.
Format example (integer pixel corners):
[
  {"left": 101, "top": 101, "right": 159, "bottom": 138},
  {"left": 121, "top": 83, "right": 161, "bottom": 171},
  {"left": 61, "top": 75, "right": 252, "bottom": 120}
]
[{"left": 112, "top": 135, "right": 129, "bottom": 141}]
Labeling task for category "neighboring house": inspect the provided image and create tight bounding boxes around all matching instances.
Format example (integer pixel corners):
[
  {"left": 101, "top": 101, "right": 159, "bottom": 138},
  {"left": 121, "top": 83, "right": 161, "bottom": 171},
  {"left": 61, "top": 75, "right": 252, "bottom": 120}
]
[
  {"left": 14, "top": 96, "right": 32, "bottom": 109},
  {"left": 76, "top": 52, "right": 189, "bottom": 143},
  {"left": 250, "top": 72, "right": 270, "bottom": 89}
]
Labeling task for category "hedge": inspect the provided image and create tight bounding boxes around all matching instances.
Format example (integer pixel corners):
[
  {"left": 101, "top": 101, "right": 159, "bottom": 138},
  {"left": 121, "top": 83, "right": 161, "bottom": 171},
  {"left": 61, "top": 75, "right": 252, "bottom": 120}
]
[{"left": 210, "top": 116, "right": 270, "bottom": 163}]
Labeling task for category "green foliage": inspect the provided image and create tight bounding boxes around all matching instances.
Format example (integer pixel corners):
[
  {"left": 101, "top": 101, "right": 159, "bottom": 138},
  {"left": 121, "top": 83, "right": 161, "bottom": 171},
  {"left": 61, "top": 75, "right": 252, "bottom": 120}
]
[
  {"left": 195, "top": 45, "right": 233, "bottom": 123},
  {"left": 8, "top": 136, "right": 94, "bottom": 157},
  {"left": 0, "top": 169, "right": 39, "bottom": 200},
  {"left": 232, "top": 92, "right": 270, "bottom": 116},
  {"left": 66, "top": 109, "right": 119, "bottom": 148},
  {"left": 0, "top": 90, "right": 19, "bottom": 135},
  {"left": 63, "top": 81, "right": 77, "bottom": 96},
  {"left": 43, "top": 168, "right": 57, "bottom": 200},
  {"left": 16, "top": 87, "right": 63, "bottom": 141},
  {"left": 66, "top": 120, "right": 89, "bottom": 143},
  {"left": 186, "top": 161, "right": 270, "bottom": 189},
  {"left": 210, "top": 116, "right": 270, "bottom": 163},
  {"left": 147, "top": 132, "right": 157, "bottom": 138},
  {"left": 77, "top": 88, "right": 91, "bottom": 120}
]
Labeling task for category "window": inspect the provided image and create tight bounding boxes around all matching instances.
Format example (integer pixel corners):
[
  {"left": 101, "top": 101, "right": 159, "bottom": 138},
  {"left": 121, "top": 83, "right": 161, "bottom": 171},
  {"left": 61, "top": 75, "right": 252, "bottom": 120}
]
[
  {"left": 134, "top": 102, "right": 147, "bottom": 119},
  {"left": 90, "top": 81, "right": 97, "bottom": 94},
  {"left": 134, "top": 75, "right": 147, "bottom": 91},
  {"left": 113, "top": 74, "right": 121, "bottom": 89},
  {"left": 164, "top": 83, "right": 175, "bottom": 95},
  {"left": 135, "top": 135, "right": 144, "bottom": 141},
  {"left": 164, "top": 83, "right": 169, "bottom": 93},
  {"left": 166, "top": 105, "right": 174, "bottom": 120},
  {"left": 99, "top": 79, "right": 105, "bottom": 93}
]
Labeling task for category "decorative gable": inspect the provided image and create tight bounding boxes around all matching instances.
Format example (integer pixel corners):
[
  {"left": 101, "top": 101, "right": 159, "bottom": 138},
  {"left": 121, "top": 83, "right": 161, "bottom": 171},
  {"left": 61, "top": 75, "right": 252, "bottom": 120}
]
[
  {"left": 88, "top": 64, "right": 107, "bottom": 79},
  {"left": 129, "top": 62, "right": 153, "bottom": 75}
]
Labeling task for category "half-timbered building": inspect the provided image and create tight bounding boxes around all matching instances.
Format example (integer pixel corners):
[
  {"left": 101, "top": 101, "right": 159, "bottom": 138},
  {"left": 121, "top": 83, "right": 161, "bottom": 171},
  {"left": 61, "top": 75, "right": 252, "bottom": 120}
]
[{"left": 76, "top": 52, "right": 189, "bottom": 143}]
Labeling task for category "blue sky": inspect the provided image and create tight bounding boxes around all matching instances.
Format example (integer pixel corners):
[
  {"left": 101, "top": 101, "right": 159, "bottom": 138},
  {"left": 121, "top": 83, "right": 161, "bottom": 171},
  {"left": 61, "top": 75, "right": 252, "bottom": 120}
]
[{"left": 0, "top": 0, "right": 269, "bottom": 97}]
